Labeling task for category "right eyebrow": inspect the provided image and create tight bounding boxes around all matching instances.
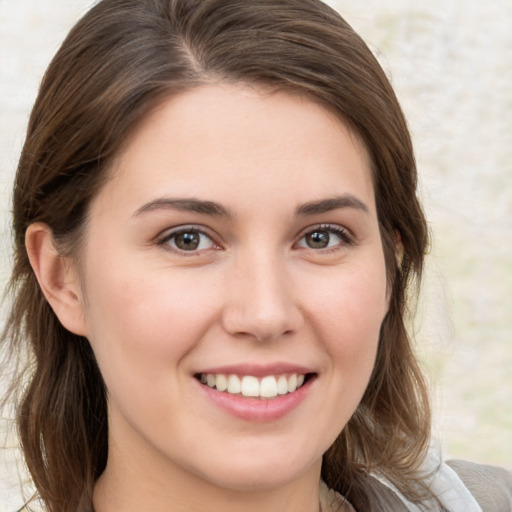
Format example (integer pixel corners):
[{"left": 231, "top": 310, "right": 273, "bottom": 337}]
[
  {"left": 132, "top": 197, "right": 235, "bottom": 219},
  {"left": 295, "top": 194, "right": 370, "bottom": 216}
]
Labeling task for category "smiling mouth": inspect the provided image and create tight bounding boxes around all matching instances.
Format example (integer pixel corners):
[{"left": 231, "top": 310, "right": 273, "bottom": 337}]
[{"left": 195, "top": 373, "right": 315, "bottom": 399}]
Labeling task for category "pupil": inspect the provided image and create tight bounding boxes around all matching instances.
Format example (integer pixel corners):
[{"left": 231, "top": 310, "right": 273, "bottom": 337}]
[
  {"left": 176, "top": 232, "right": 199, "bottom": 250},
  {"left": 307, "top": 231, "right": 329, "bottom": 248}
]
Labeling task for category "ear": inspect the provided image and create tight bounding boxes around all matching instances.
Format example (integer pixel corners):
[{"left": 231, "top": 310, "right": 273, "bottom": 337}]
[{"left": 25, "top": 223, "right": 88, "bottom": 336}]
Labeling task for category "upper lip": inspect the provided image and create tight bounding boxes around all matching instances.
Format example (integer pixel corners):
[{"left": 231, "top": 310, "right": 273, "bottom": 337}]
[{"left": 195, "top": 362, "right": 315, "bottom": 377}]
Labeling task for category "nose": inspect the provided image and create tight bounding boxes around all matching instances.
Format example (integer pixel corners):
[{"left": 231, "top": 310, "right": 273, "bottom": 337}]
[{"left": 221, "top": 250, "right": 303, "bottom": 342}]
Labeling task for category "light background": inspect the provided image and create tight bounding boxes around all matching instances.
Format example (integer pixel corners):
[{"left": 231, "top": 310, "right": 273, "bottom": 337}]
[{"left": 1, "top": 0, "right": 511, "bottom": 509}]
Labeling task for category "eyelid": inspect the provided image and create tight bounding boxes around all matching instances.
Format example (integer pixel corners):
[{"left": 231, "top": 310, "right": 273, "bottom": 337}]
[
  {"left": 294, "top": 223, "right": 354, "bottom": 251},
  {"left": 157, "top": 224, "right": 222, "bottom": 253}
]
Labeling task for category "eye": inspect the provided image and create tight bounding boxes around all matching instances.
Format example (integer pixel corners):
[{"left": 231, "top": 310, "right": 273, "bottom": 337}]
[
  {"left": 296, "top": 225, "right": 352, "bottom": 251},
  {"left": 160, "top": 227, "right": 218, "bottom": 252}
]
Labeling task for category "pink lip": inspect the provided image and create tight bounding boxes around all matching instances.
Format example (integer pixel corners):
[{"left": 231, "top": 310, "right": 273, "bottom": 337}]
[
  {"left": 195, "top": 373, "right": 316, "bottom": 422},
  {"left": 195, "top": 362, "right": 314, "bottom": 377}
]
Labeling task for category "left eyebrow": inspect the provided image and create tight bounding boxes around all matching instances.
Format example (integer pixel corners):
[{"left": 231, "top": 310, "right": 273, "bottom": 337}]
[
  {"left": 132, "top": 197, "right": 235, "bottom": 219},
  {"left": 295, "top": 195, "right": 370, "bottom": 216}
]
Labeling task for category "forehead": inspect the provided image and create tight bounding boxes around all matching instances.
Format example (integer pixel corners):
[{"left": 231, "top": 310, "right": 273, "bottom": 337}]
[{"left": 99, "top": 83, "right": 376, "bottom": 217}]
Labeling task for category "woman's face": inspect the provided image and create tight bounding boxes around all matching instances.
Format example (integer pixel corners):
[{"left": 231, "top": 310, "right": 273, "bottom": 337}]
[{"left": 77, "top": 84, "right": 388, "bottom": 492}]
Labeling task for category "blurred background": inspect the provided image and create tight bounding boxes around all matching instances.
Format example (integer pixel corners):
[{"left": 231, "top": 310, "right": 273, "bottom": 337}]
[{"left": 1, "top": 0, "right": 511, "bottom": 509}]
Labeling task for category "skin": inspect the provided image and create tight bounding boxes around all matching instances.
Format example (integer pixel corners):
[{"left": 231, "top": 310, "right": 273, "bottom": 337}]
[{"left": 28, "top": 84, "right": 389, "bottom": 512}]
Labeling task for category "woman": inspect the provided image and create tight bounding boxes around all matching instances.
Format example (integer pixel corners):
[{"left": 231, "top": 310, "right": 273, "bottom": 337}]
[{"left": 2, "top": 0, "right": 511, "bottom": 511}]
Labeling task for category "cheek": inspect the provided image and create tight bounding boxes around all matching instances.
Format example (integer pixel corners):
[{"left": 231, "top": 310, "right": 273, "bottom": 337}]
[
  {"left": 302, "top": 258, "right": 388, "bottom": 374},
  {"left": 82, "top": 260, "right": 218, "bottom": 387},
  {"left": 81, "top": 266, "right": 223, "bottom": 439}
]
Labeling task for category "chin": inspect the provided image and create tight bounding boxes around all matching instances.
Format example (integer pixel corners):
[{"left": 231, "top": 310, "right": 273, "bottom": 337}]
[
  {"left": 188, "top": 440, "right": 323, "bottom": 493},
  {"left": 200, "top": 463, "right": 313, "bottom": 493}
]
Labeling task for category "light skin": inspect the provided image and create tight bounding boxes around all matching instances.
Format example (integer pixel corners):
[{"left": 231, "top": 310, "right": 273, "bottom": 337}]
[{"left": 27, "top": 84, "right": 389, "bottom": 512}]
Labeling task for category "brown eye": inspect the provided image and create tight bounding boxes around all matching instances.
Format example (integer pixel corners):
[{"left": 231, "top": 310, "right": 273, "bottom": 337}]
[
  {"left": 174, "top": 231, "right": 201, "bottom": 250},
  {"left": 305, "top": 230, "right": 330, "bottom": 249},
  {"left": 296, "top": 225, "right": 352, "bottom": 251},
  {"left": 162, "top": 228, "right": 216, "bottom": 252}
]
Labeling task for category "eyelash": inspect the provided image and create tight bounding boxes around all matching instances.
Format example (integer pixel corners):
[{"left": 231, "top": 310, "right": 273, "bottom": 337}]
[
  {"left": 158, "top": 226, "right": 220, "bottom": 255},
  {"left": 157, "top": 224, "right": 354, "bottom": 255},
  {"left": 295, "top": 224, "right": 354, "bottom": 253}
]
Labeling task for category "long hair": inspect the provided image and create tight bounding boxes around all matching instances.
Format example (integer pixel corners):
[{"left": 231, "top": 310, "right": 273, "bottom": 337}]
[{"left": 2, "top": 1, "right": 430, "bottom": 510}]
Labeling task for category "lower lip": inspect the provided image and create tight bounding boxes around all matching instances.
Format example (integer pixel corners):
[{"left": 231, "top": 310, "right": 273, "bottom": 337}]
[{"left": 196, "top": 377, "right": 315, "bottom": 422}]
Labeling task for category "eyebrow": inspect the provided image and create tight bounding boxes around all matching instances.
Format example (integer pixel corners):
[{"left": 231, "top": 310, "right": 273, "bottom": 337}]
[
  {"left": 133, "top": 194, "right": 369, "bottom": 219},
  {"left": 133, "top": 198, "right": 234, "bottom": 218},
  {"left": 295, "top": 195, "right": 369, "bottom": 216}
]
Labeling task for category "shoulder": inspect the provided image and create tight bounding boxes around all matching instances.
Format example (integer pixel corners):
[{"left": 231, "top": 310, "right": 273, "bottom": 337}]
[
  {"left": 362, "top": 454, "right": 512, "bottom": 512},
  {"left": 447, "top": 459, "right": 512, "bottom": 512}
]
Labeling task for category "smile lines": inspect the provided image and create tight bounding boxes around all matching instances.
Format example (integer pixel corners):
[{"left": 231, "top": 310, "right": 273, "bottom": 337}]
[{"left": 199, "top": 373, "right": 306, "bottom": 398}]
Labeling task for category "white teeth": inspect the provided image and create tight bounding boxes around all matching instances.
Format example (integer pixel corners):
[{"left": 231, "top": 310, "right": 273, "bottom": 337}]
[
  {"left": 215, "top": 374, "right": 228, "bottom": 392},
  {"left": 260, "top": 376, "right": 278, "bottom": 398},
  {"left": 241, "top": 376, "right": 260, "bottom": 397},
  {"left": 200, "top": 372, "right": 308, "bottom": 398},
  {"left": 287, "top": 373, "right": 297, "bottom": 393},
  {"left": 277, "top": 375, "right": 288, "bottom": 395},
  {"left": 227, "top": 374, "right": 242, "bottom": 394}
]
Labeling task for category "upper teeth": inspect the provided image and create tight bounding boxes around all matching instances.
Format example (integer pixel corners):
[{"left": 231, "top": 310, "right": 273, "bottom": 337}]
[{"left": 200, "top": 373, "right": 306, "bottom": 398}]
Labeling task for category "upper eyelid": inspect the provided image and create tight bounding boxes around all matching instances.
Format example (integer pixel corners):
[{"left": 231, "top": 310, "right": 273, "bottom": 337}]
[
  {"left": 293, "top": 225, "right": 356, "bottom": 253},
  {"left": 157, "top": 225, "right": 220, "bottom": 246},
  {"left": 295, "top": 223, "right": 353, "bottom": 240},
  {"left": 158, "top": 224, "right": 215, "bottom": 238}
]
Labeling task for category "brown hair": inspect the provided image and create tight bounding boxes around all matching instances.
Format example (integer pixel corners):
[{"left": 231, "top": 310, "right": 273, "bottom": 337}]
[{"left": 2, "top": 0, "right": 430, "bottom": 510}]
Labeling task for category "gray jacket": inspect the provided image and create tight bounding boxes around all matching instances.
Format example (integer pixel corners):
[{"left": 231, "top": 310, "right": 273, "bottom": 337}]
[{"left": 320, "top": 460, "right": 512, "bottom": 512}]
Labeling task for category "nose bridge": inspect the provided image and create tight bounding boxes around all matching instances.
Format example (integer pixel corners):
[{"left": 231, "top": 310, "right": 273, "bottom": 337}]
[{"left": 222, "top": 245, "right": 301, "bottom": 341}]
